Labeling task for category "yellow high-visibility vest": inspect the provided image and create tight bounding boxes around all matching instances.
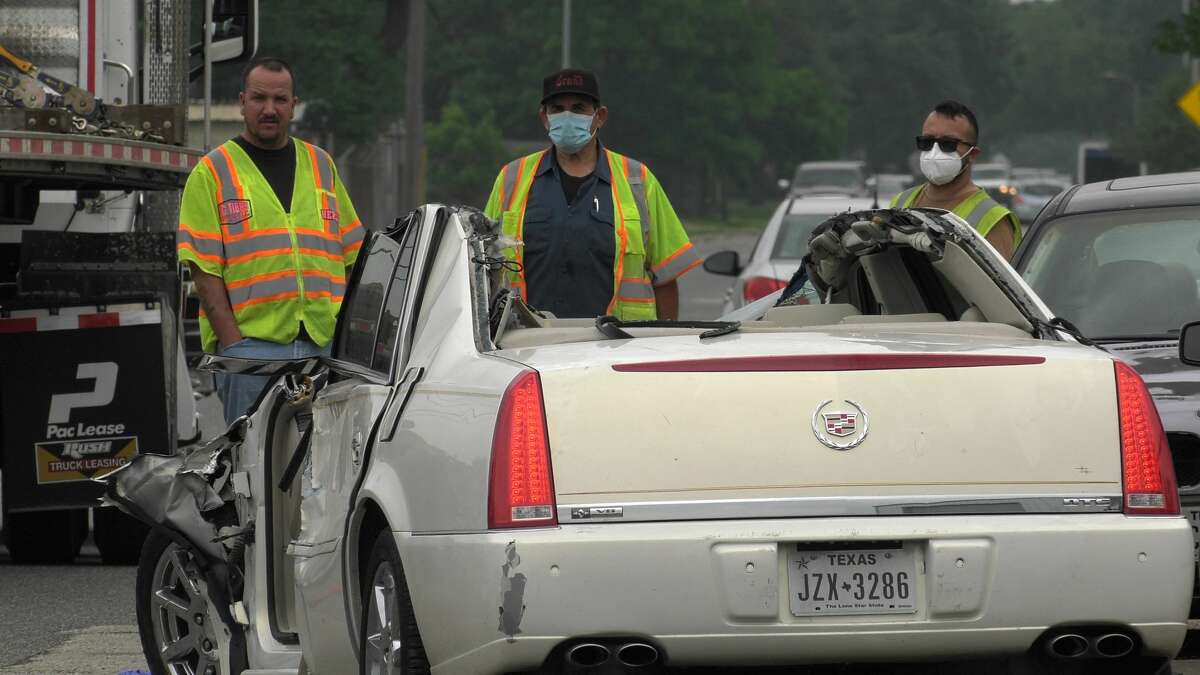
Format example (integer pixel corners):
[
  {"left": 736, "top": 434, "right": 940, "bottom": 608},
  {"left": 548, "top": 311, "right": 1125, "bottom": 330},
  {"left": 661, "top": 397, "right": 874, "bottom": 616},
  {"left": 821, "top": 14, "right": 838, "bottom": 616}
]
[
  {"left": 891, "top": 184, "right": 1022, "bottom": 246},
  {"left": 177, "top": 138, "right": 364, "bottom": 352}
]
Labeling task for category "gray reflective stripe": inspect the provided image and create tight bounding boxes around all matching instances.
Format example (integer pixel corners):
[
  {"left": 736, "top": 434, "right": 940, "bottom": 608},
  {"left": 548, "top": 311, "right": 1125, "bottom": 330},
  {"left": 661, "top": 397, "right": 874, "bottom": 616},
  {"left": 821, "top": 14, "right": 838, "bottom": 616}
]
[
  {"left": 205, "top": 145, "right": 245, "bottom": 236},
  {"left": 177, "top": 228, "right": 223, "bottom": 259},
  {"left": 302, "top": 274, "right": 346, "bottom": 298},
  {"left": 341, "top": 223, "right": 365, "bottom": 250},
  {"left": 653, "top": 245, "right": 702, "bottom": 282},
  {"left": 622, "top": 156, "right": 653, "bottom": 252},
  {"left": 895, "top": 185, "right": 921, "bottom": 207},
  {"left": 296, "top": 232, "right": 342, "bottom": 256},
  {"left": 227, "top": 275, "right": 298, "bottom": 308},
  {"left": 961, "top": 194, "right": 1002, "bottom": 228},
  {"left": 225, "top": 232, "right": 295, "bottom": 260},
  {"left": 502, "top": 159, "right": 522, "bottom": 209},
  {"left": 618, "top": 279, "right": 655, "bottom": 299}
]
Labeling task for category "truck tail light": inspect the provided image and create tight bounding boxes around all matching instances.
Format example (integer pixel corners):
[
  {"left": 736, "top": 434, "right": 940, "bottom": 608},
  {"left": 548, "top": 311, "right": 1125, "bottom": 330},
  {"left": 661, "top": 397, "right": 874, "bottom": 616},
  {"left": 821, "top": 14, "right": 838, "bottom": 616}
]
[
  {"left": 1115, "top": 361, "right": 1180, "bottom": 516},
  {"left": 488, "top": 370, "right": 557, "bottom": 529},
  {"left": 743, "top": 276, "right": 788, "bottom": 303}
]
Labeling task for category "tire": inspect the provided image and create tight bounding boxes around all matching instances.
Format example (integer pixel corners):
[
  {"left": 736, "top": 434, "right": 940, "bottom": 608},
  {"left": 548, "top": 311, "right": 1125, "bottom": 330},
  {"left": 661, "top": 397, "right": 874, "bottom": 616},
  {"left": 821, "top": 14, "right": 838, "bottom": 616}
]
[
  {"left": 136, "top": 531, "right": 220, "bottom": 675},
  {"left": 360, "top": 529, "right": 429, "bottom": 675},
  {"left": 94, "top": 507, "right": 150, "bottom": 565},
  {"left": 4, "top": 509, "right": 87, "bottom": 564}
]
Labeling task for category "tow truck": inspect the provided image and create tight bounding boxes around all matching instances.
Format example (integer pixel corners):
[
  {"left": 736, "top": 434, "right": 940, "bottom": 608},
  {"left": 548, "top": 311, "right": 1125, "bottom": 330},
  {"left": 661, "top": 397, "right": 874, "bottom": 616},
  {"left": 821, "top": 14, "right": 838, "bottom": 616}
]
[{"left": 0, "top": 0, "right": 257, "bottom": 564}]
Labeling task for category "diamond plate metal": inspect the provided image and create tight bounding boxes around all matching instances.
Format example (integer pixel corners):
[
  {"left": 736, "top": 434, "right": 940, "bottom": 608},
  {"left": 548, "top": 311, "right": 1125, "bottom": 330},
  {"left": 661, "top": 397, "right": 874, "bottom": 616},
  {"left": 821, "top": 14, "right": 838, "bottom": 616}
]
[
  {"left": 142, "top": 0, "right": 189, "bottom": 110},
  {"left": 0, "top": 2, "right": 81, "bottom": 76}
]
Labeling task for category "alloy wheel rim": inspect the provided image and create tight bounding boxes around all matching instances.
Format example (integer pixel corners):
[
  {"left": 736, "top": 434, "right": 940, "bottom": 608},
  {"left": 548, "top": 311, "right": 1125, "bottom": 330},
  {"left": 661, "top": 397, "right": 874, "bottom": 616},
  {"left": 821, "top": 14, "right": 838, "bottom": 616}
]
[
  {"left": 150, "top": 543, "right": 219, "bottom": 675},
  {"left": 364, "top": 563, "right": 403, "bottom": 674}
]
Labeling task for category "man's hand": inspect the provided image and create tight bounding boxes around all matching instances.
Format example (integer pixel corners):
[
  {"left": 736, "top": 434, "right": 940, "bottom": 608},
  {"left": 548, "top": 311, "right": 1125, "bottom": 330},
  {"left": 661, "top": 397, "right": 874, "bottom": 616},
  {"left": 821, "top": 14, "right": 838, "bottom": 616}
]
[
  {"left": 985, "top": 217, "right": 1016, "bottom": 261},
  {"left": 654, "top": 280, "right": 680, "bottom": 320},
  {"left": 188, "top": 262, "right": 243, "bottom": 349}
]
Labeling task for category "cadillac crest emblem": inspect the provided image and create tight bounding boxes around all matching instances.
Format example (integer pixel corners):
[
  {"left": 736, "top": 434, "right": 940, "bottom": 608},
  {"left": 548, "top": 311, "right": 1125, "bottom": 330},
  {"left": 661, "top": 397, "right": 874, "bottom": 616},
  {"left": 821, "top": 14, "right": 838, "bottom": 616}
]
[{"left": 811, "top": 400, "right": 869, "bottom": 450}]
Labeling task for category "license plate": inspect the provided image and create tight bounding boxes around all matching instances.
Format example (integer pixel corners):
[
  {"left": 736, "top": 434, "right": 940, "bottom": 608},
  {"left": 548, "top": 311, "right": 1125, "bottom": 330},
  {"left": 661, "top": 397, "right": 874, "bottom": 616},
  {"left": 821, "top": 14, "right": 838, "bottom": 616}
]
[{"left": 787, "top": 543, "right": 918, "bottom": 616}]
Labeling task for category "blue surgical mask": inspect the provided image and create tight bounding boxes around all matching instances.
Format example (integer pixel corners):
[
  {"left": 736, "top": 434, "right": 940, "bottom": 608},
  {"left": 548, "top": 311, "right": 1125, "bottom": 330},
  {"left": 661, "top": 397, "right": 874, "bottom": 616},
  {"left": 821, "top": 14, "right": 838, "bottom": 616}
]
[{"left": 547, "top": 111, "right": 595, "bottom": 153}]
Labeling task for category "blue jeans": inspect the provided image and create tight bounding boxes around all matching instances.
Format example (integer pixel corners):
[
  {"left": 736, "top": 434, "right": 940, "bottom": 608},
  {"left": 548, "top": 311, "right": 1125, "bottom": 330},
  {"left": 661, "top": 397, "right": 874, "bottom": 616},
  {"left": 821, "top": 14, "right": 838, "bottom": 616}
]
[{"left": 216, "top": 338, "right": 330, "bottom": 426}]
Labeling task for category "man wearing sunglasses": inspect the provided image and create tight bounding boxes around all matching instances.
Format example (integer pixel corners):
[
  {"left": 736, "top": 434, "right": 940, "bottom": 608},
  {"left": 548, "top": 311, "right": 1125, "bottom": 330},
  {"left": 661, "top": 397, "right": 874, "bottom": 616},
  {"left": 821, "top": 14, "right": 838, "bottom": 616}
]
[{"left": 890, "top": 100, "right": 1019, "bottom": 259}]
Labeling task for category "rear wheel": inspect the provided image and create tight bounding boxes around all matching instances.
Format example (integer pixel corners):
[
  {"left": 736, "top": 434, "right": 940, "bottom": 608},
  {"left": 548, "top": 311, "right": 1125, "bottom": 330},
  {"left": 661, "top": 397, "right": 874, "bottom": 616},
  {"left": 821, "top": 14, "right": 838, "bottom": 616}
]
[
  {"left": 360, "top": 529, "right": 428, "bottom": 675},
  {"left": 3, "top": 509, "right": 86, "bottom": 564},
  {"left": 136, "top": 531, "right": 219, "bottom": 675},
  {"left": 94, "top": 507, "right": 149, "bottom": 565}
]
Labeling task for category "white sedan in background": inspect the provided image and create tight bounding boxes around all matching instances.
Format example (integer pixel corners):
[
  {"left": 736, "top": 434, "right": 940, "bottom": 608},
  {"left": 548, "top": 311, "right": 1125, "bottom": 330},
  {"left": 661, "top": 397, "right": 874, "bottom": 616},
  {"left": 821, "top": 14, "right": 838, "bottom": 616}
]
[
  {"left": 108, "top": 204, "right": 1190, "bottom": 675},
  {"left": 706, "top": 195, "right": 876, "bottom": 314}
]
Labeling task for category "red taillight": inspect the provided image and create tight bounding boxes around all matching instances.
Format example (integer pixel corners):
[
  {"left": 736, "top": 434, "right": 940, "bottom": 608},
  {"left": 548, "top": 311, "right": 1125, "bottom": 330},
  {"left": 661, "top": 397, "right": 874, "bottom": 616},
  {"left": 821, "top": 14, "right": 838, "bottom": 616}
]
[
  {"left": 488, "top": 371, "right": 557, "bottom": 529},
  {"left": 742, "top": 276, "right": 788, "bottom": 302},
  {"left": 1115, "top": 361, "right": 1180, "bottom": 516}
]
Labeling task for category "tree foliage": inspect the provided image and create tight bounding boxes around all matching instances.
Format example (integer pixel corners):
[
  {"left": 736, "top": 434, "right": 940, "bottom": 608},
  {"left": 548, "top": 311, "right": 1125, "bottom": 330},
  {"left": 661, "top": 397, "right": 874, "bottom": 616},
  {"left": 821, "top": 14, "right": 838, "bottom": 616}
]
[{"left": 425, "top": 102, "right": 509, "bottom": 206}]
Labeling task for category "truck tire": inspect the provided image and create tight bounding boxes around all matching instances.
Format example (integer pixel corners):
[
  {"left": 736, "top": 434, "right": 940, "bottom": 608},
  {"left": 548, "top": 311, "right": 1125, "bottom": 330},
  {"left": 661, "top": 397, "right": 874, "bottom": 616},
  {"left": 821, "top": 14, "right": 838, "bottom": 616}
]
[
  {"left": 3, "top": 509, "right": 87, "bottom": 564},
  {"left": 94, "top": 507, "right": 150, "bottom": 565}
]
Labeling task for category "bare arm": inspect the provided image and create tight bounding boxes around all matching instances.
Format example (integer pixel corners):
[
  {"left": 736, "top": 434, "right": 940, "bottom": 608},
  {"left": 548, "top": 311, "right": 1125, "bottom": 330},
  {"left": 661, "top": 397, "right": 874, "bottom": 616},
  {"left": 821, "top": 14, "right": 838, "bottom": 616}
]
[
  {"left": 985, "top": 217, "right": 1016, "bottom": 261},
  {"left": 654, "top": 280, "right": 680, "bottom": 321},
  {"left": 188, "top": 262, "right": 242, "bottom": 349}
]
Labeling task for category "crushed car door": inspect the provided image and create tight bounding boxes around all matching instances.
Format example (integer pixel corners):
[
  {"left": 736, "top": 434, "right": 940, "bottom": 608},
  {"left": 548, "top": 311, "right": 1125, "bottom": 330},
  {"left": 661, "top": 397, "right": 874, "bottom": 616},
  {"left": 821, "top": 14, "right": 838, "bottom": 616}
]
[{"left": 289, "top": 213, "right": 423, "bottom": 672}]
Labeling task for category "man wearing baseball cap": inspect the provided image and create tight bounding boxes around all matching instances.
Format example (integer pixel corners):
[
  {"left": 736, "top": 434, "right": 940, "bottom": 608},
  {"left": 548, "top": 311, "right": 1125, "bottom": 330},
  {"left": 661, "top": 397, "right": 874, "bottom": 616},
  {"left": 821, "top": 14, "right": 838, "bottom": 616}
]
[{"left": 484, "top": 68, "right": 700, "bottom": 320}]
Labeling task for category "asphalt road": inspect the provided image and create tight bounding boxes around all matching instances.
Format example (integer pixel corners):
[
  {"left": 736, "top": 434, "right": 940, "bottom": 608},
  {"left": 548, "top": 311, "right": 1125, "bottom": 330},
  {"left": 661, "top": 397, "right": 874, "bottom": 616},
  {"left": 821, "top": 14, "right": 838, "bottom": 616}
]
[{"left": 4, "top": 231, "right": 1200, "bottom": 674}]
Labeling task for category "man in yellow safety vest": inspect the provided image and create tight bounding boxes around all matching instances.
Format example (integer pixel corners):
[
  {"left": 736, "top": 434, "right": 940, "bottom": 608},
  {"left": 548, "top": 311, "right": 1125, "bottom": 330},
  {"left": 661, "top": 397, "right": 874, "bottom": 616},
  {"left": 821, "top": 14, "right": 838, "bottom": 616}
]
[
  {"left": 177, "top": 57, "right": 363, "bottom": 424},
  {"left": 484, "top": 68, "right": 701, "bottom": 321},
  {"left": 891, "top": 100, "right": 1020, "bottom": 260}
]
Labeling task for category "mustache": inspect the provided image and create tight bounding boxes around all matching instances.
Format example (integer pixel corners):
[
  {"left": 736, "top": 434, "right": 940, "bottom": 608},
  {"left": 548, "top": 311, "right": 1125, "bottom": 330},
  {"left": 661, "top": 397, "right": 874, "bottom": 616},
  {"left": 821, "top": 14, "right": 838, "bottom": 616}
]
[{"left": 258, "top": 116, "right": 280, "bottom": 123}]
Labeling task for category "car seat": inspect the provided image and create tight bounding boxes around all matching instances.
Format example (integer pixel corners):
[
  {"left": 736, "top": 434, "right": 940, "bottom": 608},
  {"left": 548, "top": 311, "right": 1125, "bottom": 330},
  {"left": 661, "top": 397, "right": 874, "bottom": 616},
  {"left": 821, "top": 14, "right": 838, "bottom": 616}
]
[{"left": 1082, "top": 260, "right": 1197, "bottom": 338}]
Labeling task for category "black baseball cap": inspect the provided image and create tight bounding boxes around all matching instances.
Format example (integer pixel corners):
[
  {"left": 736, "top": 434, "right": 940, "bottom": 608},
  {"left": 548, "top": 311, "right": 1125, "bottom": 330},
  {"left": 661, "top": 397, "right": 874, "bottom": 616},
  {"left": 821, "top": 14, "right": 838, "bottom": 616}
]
[{"left": 541, "top": 68, "right": 600, "bottom": 105}]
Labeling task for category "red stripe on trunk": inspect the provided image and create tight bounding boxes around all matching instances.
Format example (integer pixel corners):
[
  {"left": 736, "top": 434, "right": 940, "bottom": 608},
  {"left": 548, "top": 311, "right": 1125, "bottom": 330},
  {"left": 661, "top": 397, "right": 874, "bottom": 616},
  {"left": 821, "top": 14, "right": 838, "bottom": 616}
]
[{"left": 612, "top": 354, "right": 1047, "bottom": 373}]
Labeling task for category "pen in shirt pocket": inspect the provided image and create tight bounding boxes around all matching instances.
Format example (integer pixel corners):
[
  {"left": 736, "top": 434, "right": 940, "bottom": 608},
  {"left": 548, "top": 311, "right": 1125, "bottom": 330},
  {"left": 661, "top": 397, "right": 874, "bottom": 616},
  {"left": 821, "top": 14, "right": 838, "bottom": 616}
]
[{"left": 593, "top": 196, "right": 600, "bottom": 214}]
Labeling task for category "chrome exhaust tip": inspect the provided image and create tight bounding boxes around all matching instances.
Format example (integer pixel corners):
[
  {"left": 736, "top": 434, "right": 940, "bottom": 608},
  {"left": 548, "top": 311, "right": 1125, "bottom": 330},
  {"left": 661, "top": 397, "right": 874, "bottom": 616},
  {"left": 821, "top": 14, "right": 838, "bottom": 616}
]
[
  {"left": 1046, "top": 633, "right": 1090, "bottom": 658},
  {"left": 566, "top": 642, "right": 611, "bottom": 667},
  {"left": 1094, "top": 632, "right": 1135, "bottom": 658},
  {"left": 615, "top": 642, "right": 659, "bottom": 667}
]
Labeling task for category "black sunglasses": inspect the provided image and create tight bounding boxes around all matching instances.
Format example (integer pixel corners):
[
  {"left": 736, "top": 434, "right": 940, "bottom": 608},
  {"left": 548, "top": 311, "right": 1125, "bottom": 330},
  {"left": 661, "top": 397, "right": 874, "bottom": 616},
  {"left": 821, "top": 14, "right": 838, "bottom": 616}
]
[{"left": 915, "top": 135, "right": 971, "bottom": 152}]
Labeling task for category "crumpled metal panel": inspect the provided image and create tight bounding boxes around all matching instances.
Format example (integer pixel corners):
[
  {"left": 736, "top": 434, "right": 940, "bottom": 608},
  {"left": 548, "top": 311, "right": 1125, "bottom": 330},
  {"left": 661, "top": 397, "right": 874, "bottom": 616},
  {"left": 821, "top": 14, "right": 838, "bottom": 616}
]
[
  {"left": 102, "top": 427, "right": 244, "bottom": 561},
  {"left": 0, "top": 1, "right": 80, "bottom": 76}
]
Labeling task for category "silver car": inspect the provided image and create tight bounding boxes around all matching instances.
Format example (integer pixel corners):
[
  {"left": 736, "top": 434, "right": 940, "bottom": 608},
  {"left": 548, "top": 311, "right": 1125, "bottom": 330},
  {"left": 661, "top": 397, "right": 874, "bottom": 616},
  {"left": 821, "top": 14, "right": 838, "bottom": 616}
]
[{"left": 706, "top": 195, "right": 876, "bottom": 314}]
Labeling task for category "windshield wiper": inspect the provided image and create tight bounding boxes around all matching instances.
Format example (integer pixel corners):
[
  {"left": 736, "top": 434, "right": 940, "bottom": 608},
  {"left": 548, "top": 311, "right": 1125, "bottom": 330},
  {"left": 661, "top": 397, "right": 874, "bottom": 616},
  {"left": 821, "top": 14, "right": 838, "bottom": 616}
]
[
  {"left": 1090, "top": 335, "right": 1176, "bottom": 344},
  {"left": 1031, "top": 317, "right": 1097, "bottom": 347},
  {"left": 595, "top": 315, "right": 741, "bottom": 340}
]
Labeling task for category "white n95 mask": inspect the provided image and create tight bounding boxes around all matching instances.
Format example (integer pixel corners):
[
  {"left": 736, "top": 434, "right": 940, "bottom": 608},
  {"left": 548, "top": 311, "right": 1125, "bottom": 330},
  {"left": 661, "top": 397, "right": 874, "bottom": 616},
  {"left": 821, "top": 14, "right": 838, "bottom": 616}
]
[{"left": 919, "top": 144, "right": 972, "bottom": 186}]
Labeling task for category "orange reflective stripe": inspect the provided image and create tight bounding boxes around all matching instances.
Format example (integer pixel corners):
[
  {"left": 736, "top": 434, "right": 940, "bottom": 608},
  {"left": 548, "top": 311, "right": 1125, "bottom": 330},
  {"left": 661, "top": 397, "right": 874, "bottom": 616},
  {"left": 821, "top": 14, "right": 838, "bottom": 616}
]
[
  {"left": 607, "top": 151, "right": 629, "bottom": 316},
  {"left": 231, "top": 290, "right": 299, "bottom": 312},
  {"left": 179, "top": 222, "right": 221, "bottom": 241},
  {"left": 226, "top": 268, "right": 294, "bottom": 289},
  {"left": 617, "top": 296, "right": 656, "bottom": 304},
  {"left": 200, "top": 155, "right": 223, "bottom": 203},
  {"left": 344, "top": 239, "right": 363, "bottom": 256},
  {"left": 177, "top": 242, "right": 223, "bottom": 264}
]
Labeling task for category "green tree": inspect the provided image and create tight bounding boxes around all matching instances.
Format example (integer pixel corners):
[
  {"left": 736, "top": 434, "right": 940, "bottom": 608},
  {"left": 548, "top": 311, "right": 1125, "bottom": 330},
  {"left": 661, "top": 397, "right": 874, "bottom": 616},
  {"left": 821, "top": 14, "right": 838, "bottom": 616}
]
[{"left": 426, "top": 102, "right": 510, "bottom": 206}]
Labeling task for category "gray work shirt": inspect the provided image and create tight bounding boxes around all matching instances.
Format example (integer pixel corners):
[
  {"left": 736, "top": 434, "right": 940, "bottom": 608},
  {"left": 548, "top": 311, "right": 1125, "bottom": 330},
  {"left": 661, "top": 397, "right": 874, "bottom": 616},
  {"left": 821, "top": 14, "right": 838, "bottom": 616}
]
[{"left": 521, "top": 145, "right": 617, "bottom": 318}]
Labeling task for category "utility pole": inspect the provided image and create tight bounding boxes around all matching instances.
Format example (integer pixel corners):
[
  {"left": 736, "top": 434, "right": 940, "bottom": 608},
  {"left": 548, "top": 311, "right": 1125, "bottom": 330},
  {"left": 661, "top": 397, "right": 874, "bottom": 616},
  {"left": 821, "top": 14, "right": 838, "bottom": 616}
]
[
  {"left": 562, "top": 0, "right": 572, "bottom": 68},
  {"left": 404, "top": 0, "right": 426, "bottom": 210},
  {"left": 203, "top": 0, "right": 213, "bottom": 151}
]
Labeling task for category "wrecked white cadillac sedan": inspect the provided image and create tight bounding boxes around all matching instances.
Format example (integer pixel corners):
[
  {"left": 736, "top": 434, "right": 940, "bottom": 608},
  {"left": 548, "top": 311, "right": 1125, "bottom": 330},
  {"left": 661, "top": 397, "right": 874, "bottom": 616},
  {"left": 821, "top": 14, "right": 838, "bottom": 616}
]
[{"left": 105, "top": 205, "right": 1191, "bottom": 675}]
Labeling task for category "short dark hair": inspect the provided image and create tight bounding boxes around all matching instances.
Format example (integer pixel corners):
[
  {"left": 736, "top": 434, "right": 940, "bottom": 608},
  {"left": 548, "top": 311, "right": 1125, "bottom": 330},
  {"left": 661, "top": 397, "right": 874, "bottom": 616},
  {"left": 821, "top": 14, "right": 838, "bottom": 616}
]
[
  {"left": 240, "top": 56, "right": 296, "bottom": 96},
  {"left": 932, "top": 100, "right": 978, "bottom": 143}
]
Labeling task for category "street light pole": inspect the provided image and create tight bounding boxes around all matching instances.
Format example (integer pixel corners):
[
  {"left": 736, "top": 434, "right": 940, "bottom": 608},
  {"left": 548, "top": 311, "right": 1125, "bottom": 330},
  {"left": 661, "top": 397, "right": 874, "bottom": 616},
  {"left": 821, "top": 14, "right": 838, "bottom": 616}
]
[{"left": 562, "top": 0, "right": 572, "bottom": 68}]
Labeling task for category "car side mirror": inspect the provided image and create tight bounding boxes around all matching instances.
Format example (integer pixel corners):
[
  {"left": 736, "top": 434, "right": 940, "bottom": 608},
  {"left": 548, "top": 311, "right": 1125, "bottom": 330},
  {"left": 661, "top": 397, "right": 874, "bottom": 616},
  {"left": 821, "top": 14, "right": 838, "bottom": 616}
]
[
  {"left": 209, "top": 0, "right": 259, "bottom": 64},
  {"left": 1180, "top": 321, "right": 1200, "bottom": 366},
  {"left": 703, "top": 250, "right": 741, "bottom": 277}
]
